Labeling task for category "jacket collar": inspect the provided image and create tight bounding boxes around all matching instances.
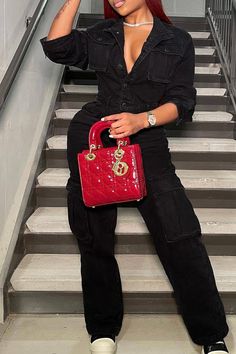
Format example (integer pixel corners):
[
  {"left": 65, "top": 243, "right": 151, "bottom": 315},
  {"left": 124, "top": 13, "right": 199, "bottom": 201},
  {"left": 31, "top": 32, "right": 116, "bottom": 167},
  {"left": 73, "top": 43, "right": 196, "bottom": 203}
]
[
  {"left": 103, "top": 15, "right": 174, "bottom": 50},
  {"left": 102, "top": 15, "right": 174, "bottom": 75}
]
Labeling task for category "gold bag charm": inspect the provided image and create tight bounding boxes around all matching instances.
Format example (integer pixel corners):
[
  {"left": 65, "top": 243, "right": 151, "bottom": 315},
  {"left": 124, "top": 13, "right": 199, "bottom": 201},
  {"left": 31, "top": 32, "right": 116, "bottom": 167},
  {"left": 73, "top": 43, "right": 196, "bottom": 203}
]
[
  {"left": 112, "top": 160, "right": 129, "bottom": 176},
  {"left": 112, "top": 143, "right": 129, "bottom": 176}
]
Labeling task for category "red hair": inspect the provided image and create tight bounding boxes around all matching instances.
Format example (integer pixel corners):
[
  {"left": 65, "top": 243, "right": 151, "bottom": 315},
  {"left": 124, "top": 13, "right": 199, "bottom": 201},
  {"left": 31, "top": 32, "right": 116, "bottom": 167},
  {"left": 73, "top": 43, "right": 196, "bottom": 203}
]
[{"left": 104, "top": 0, "right": 172, "bottom": 24}]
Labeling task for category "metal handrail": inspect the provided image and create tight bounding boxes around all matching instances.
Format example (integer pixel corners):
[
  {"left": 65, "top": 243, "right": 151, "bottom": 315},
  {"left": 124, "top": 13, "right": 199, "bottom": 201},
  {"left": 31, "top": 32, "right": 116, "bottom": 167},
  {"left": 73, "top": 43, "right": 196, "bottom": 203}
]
[
  {"left": 0, "top": 0, "right": 50, "bottom": 112},
  {"left": 206, "top": 0, "right": 236, "bottom": 113}
]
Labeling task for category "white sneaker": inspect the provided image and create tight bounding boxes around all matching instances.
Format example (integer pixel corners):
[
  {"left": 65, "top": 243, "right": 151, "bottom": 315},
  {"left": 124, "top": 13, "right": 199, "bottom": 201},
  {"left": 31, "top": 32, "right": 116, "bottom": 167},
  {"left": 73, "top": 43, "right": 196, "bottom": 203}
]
[
  {"left": 201, "top": 339, "right": 229, "bottom": 353},
  {"left": 90, "top": 337, "right": 117, "bottom": 354}
]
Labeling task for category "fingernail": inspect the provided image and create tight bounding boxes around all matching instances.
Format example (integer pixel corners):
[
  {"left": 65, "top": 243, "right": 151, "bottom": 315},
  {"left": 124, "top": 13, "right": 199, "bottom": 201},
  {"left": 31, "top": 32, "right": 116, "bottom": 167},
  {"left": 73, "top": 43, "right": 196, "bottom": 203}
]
[
  {"left": 109, "top": 135, "right": 113, "bottom": 138},
  {"left": 101, "top": 117, "right": 104, "bottom": 121}
]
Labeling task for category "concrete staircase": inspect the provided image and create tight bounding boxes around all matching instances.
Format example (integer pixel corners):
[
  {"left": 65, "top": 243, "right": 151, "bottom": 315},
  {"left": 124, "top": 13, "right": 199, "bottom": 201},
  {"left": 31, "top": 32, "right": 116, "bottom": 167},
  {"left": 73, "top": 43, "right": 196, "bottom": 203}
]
[{"left": 7, "top": 16, "right": 236, "bottom": 315}]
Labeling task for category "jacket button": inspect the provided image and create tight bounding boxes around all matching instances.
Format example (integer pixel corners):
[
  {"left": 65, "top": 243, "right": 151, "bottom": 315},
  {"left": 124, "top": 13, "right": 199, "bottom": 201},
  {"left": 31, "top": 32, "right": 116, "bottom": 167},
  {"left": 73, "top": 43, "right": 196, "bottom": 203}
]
[
  {"left": 121, "top": 102, "right": 127, "bottom": 108},
  {"left": 129, "top": 75, "right": 135, "bottom": 81},
  {"left": 123, "top": 82, "right": 128, "bottom": 88},
  {"left": 97, "top": 37, "right": 103, "bottom": 41},
  {"left": 117, "top": 63, "right": 123, "bottom": 70}
]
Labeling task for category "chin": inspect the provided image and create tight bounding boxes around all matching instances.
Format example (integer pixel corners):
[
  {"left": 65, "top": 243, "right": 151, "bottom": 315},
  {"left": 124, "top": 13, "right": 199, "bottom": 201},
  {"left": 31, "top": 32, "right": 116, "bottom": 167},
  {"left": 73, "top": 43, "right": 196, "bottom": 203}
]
[
  {"left": 112, "top": 3, "right": 131, "bottom": 15},
  {"left": 115, "top": 8, "right": 132, "bottom": 17}
]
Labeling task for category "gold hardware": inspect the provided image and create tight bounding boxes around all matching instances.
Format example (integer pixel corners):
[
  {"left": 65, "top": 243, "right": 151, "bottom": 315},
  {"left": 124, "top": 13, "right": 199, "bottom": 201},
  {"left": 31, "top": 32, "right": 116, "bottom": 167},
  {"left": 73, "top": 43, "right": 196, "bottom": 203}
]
[
  {"left": 119, "top": 140, "right": 128, "bottom": 146},
  {"left": 112, "top": 141, "right": 129, "bottom": 176},
  {"left": 85, "top": 153, "right": 96, "bottom": 161},
  {"left": 85, "top": 144, "right": 97, "bottom": 161},
  {"left": 114, "top": 149, "right": 124, "bottom": 159},
  {"left": 112, "top": 161, "right": 129, "bottom": 176}
]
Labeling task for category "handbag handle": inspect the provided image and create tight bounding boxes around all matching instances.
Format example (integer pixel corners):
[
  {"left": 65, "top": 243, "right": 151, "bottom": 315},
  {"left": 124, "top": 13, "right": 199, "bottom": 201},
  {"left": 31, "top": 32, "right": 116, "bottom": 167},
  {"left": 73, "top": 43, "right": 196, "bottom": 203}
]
[{"left": 89, "top": 120, "right": 130, "bottom": 149}]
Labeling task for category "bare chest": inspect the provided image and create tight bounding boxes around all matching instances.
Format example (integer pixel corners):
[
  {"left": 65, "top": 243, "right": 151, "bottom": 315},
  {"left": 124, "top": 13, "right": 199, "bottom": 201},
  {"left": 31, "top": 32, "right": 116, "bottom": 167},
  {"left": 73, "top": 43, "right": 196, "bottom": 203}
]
[{"left": 123, "top": 26, "right": 152, "bottom": 75}]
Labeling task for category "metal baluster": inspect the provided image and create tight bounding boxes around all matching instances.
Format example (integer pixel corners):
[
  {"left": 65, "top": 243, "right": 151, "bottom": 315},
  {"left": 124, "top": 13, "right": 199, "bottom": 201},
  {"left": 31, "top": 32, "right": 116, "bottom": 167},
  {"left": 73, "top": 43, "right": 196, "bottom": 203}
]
[{"left": 207, "top": 0, "right": 236, "bottom": 107}]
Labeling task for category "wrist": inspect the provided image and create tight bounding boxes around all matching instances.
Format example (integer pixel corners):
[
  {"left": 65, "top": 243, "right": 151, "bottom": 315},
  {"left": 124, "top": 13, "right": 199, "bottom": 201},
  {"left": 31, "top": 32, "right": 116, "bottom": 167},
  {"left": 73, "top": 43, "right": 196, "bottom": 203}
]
[{"left": 140, "top": 112, "right": 150, "bottom": 129}]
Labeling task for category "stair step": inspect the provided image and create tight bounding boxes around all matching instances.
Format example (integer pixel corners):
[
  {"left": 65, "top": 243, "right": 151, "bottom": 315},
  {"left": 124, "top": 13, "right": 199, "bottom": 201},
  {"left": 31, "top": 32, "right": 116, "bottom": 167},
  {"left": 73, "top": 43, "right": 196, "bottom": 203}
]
[
  {"left": 195, "top": 47, "right": 216, "bottom": 55},
  {"left": 192, "top": 111, "right": 233, "bottom": 121},
  {"left": 9, "top": 253, "right": 236, "bottom": 293},
  {"left": 54, "top": 109, "right": 233, "bottom": 122},
  {"left": 62, "top": 85, "right": 227, "bottom": 97},
  {"left": 55, "top": 108, "right": 80, "bottom": 119},
  {"left": 9, "top": 253, "right": 173, "bottom": 292},
  {"left": 62, "top": 84, "right": 97, "bottom": 94},
  {"left": 24, "top": 206, "right": 236, "bottom": 255},
  {"left": 45, "top": 136, "right": 236, "bottom": 171},
  {"left": 77, "top": 29, "right": 211, "bottom": 39},
  {"left": 78, "top": 14, "right": 209, "bottom": 29},
  {"left": 37, "top": 168, "right": 236, "bottom": 189},
  {"left": 25, "top": 206, "right": 236, "bottom": 236},
  {"left": 61, "top": 86, "right": 228, "bottom": 106},
  {"left": 9, "top": 254, "right": 236, "bottom": 313},
  {"left": 66, "top": 69, "right": 226, "bottom": 88},
  {"left": 159, "top": 137, "right": 236, "bottom": 151},
  {"left": 195, "top": 67, "right": 221, "bottom": 75},
  {"left": 59, "top": 95, "right": 228, "bottom": 110},
  {"left": 189, "top": 31, "right": 211, "bottom": 39},
  {"left": 197, "top": 88, "right": 226, "bottom": 96},
  {"left": 171, "top": 17, "right": 210, "bottom": 31},
  {"left": 195, "top": 55, "right": 219, "bottom": 64},
  {"left": 46, "top": 136, "right": 236, "bottom": 153}
]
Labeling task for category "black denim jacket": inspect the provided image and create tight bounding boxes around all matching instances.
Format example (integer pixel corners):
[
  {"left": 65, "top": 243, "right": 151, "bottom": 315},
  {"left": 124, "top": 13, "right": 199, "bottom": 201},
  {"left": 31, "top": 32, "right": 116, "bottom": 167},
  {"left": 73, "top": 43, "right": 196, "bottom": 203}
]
[{"left": 40, "top": 15, "right": 196, "bottom": 127}]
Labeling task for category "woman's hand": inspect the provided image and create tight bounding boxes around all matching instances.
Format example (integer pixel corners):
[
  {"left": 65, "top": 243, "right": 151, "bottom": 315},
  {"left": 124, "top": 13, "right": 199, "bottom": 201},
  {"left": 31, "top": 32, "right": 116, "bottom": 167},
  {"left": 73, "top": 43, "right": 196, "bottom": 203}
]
[{"left": 101, "top": 112, "right": 148, "bottom": 138}]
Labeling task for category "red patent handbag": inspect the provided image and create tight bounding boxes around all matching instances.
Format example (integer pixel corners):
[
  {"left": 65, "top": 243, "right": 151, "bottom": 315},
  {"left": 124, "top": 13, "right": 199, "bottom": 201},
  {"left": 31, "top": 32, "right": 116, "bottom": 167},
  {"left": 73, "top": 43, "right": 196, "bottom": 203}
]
[{"left": 77, "top": 120, "right": 147, "bottom": 208}]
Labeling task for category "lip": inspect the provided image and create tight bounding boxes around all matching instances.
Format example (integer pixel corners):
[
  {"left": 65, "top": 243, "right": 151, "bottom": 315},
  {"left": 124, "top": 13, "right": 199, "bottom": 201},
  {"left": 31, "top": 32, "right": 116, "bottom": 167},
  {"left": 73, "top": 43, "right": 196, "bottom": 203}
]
[{"left": 113, "top": 0, "right": 125, "bottom": 6}]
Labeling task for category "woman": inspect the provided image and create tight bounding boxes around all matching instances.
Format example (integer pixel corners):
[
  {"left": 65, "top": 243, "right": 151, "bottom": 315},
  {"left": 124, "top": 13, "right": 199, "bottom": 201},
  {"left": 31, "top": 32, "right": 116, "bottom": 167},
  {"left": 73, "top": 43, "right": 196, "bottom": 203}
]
[{"left": 40, "top": 0, "right": 230, "bottom": 353}]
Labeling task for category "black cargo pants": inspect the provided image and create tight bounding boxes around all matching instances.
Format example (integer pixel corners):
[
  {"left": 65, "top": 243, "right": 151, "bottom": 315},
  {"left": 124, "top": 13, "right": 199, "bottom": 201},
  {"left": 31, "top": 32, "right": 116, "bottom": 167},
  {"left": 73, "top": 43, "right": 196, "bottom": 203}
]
[{"left": 66, "top": 116, "right": 229, "bottom": 346}]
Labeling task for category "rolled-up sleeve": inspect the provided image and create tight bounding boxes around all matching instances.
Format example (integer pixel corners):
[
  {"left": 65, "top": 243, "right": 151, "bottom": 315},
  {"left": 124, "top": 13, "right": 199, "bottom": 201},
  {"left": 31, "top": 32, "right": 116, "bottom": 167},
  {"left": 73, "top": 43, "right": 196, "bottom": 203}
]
[
  {"left": 159, "top": 33, "right": 197, "bottom": 126},
  {"left": 39, "top": 28, "right": 89, "bottom": 70}
]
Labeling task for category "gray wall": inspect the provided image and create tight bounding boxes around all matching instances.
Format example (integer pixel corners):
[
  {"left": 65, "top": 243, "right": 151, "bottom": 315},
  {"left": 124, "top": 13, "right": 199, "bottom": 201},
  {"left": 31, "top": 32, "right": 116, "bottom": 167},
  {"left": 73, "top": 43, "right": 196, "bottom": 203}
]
[
  {"left": 0, "top": 0, "right": 39, "bottom": 82},
  {"left": 92, "top": 0, "right": 103, "bottom": 14},
  {"left": 91, "top": 0, "right": 206, "bottom": 17},
  {"left": 0, "top": 0, "right": 92, "bottom": 83},
  {"left": 80, "top": 0, "right": 92, "bottom": 14},
  {"left": 163, "top": 0, "right": 206, "bottom": 17},
  {"left": 0, "top": 0, "right": 66, "bottom": 324},
  {"left": 0, "top": 0, "right": 92, "bottom": 324}
]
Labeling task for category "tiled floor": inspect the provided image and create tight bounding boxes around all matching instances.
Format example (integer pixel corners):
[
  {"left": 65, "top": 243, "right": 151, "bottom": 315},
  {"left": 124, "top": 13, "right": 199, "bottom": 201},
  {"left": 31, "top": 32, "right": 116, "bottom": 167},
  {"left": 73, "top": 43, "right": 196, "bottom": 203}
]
[{"left": 0, "top": 314, "right": 235, "bottom": 353}]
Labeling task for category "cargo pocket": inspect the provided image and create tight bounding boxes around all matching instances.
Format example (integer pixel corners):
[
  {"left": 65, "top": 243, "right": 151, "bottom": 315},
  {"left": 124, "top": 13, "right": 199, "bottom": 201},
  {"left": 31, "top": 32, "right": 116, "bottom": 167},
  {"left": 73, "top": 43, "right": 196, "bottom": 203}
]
[
  {"left": 67, "top": 191, "right": 93, "bottom": 244},
  {"left": 153, "top": 187, "right": 202, "bottom": 243}
]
